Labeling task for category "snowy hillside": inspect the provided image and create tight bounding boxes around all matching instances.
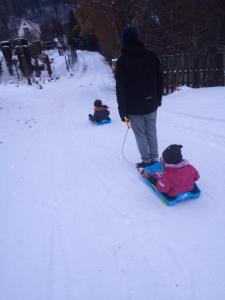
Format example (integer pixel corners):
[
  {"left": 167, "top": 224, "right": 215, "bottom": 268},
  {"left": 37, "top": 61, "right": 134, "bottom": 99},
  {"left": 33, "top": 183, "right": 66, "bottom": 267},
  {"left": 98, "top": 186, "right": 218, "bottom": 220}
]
[{"left": 0, "top": 51, "right": 225, "bottom": 300}]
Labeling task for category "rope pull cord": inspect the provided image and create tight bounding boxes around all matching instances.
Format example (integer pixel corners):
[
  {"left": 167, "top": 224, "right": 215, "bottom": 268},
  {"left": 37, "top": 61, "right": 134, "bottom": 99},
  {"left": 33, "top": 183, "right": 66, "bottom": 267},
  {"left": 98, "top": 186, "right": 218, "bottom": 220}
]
[{"left": 121, "top": 126, "right": 136, "bottom": 166}]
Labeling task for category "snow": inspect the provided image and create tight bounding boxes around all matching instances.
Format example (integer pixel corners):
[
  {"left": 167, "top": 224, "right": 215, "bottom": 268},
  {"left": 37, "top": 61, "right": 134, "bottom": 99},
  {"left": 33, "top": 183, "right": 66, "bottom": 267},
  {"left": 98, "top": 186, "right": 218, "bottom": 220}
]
[{"left": 0, "top": 50, "right": 225, "bottom": 300}]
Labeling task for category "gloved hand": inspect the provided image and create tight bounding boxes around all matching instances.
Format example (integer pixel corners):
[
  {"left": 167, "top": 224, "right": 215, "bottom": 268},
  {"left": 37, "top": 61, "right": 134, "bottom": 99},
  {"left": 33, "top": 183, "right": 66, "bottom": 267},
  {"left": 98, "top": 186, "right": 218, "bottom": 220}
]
[
  {"left": 121, "top": 115, "right": 128, "bottom": 122},
  {"left": 138, "top": 168, "right": 152, "bottom": 180},
  {"left": 89, "top": 114, "right": 94, "bottom": 121},
  {"left": 148, "top": 174, "right": 157, "bottom": 185},
  {"left": 137, "top": 167, "right": 145, "bottom": 175},
  {"left": 123, "top": 116, "right": 130, "bottom": 128}
]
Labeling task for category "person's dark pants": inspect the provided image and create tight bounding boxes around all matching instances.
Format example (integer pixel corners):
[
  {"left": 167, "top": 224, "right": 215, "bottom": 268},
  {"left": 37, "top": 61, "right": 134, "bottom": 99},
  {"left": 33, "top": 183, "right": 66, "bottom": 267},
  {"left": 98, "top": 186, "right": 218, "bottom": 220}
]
[{"left": 129, "top": 111, "right": 159, "bottom": 162}]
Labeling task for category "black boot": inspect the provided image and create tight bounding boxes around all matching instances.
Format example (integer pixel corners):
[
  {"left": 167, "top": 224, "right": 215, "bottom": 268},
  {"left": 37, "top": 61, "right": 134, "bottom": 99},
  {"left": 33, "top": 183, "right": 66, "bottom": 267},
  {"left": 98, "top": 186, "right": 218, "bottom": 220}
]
[
  {"left": 136, "top": 161, "right": 151, "bottom": 168},
  {"left": 136, "top": 160, "right": 158, "bottom": 168}
]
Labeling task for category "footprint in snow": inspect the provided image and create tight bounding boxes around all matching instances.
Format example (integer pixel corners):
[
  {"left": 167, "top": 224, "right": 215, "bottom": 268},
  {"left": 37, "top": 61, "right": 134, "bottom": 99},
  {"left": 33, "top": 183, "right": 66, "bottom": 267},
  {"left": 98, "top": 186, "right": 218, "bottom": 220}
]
[{"left": 24, "top": 119, "right": 37, "bottom": 128}]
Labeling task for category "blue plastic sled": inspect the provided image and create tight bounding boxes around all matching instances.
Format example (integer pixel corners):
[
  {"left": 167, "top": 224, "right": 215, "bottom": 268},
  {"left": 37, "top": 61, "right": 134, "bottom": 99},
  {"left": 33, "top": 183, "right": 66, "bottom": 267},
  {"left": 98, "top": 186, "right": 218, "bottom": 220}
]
[
  {"left": 89, "top": 117, "right": 111, "bottom": 126},
  {"left": 142, "top": 162, "right": 201, "bottom": 206}
]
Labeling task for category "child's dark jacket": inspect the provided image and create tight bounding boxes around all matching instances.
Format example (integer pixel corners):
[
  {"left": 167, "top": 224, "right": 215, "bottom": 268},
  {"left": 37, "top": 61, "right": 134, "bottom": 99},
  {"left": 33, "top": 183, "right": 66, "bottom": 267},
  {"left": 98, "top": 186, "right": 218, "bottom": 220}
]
[{"left": 93, "top": 105, "right": 110, "bottom": 122}]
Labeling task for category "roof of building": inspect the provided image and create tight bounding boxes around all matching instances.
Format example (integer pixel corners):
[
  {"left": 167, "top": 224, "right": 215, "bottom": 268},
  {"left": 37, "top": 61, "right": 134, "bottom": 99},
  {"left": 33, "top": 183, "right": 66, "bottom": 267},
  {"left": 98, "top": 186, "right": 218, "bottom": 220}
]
[{"left": 19, "top": 19, "right": 41, "bottom": 35}]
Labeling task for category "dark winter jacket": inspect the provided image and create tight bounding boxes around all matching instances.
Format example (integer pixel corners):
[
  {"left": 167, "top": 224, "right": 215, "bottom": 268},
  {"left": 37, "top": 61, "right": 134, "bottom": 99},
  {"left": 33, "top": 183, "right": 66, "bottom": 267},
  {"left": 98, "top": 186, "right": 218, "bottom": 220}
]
[
  {"left": 115, "top": 42, "right": 163, "bottom": 120},
  {"left": 93, "top": 105, "right": 110, "bottom": 122}
]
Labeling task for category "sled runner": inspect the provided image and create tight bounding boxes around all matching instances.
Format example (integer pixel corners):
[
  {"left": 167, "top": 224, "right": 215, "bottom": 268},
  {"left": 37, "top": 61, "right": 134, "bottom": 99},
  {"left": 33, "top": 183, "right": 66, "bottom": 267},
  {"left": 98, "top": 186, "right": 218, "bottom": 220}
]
[{"left": 142, "top": 162, "right": 201, "bottom": 206}]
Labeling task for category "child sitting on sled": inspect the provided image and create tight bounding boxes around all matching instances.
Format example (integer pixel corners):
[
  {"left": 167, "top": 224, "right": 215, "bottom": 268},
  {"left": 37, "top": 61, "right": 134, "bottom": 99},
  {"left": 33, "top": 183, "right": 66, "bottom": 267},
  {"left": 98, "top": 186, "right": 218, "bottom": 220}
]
[
  {"left": 138, "top": 144, "right": 200, "bottom": 198},
  {"left": 89, "top": 99, "right": 110, "bottom": 122}
]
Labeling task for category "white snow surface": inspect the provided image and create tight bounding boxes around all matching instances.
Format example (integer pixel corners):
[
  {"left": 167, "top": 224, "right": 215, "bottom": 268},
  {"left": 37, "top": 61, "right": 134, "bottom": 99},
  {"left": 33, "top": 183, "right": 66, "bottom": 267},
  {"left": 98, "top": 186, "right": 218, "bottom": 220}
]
[{"left": 0, "top": 51, "right": 225, "bottom": 300}]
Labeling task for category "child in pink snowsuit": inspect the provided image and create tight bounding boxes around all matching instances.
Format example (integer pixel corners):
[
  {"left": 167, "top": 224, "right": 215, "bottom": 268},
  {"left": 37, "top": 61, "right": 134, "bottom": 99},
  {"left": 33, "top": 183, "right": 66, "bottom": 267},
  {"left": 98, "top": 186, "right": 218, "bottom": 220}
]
[{"left": 139, "top": 144, "right": 200, "bottom": 198}]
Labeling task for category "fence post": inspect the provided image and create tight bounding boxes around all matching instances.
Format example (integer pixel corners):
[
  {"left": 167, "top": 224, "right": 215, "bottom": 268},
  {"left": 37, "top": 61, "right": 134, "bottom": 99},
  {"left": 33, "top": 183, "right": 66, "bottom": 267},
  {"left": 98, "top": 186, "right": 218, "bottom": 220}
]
[
  {"left": 181, "top": 53, "right": 184, "bottom": 86},
  {"left": 65, "top": 55, "right": 69, "bottom": 72},
  {"left": 164, "top": 55, "right": 169, "bottom": 94},
  {"left": 186, "top": 53, "right": 190, "bottom": 87},
  {"left": 170, "top": 55, "right": 174, "bottom": 92},
  {"left": 166, "top": 55, "right": 169, "bottom": 94}
]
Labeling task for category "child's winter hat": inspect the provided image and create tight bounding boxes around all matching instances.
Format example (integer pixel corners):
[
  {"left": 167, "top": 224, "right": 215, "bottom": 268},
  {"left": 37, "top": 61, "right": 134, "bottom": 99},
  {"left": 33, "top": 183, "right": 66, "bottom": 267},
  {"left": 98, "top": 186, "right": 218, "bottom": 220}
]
[
  {"left": 94, "top": 99, "right": 102, "bottom": 107},
  {"left": 162, "top": 144, "right": 183, "bottom": 164}
]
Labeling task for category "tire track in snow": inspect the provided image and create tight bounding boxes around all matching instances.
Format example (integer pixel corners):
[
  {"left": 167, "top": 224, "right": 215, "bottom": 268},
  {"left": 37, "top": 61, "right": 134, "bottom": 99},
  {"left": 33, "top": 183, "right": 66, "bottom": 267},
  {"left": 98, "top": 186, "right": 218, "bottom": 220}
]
[
  {"left": 95, "top": 171, "right": 194, "bottom": 300},
  {"left": 164, "top": 110, "right": 225, "bottom": 123},
  {"left": 42, "top": 104, "right": 75, "bottom": 300},
  {"left": 159, "top": 111, "right": 225, "bottom": 146}
]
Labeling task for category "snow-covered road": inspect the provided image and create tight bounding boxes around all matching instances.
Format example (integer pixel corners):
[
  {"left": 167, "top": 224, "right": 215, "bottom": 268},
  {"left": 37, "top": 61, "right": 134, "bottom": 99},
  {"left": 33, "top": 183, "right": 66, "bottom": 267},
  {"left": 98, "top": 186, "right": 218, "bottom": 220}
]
[{"left": 0, "top": 51, "right": 225, "bottom": 300}]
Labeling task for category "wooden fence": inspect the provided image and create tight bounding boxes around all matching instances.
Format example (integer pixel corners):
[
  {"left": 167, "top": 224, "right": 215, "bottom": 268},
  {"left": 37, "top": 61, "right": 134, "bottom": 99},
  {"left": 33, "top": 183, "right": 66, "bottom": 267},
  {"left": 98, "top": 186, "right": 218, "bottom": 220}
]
[{"left": 161, "top": 48, "right": 225, "bottom": 94}]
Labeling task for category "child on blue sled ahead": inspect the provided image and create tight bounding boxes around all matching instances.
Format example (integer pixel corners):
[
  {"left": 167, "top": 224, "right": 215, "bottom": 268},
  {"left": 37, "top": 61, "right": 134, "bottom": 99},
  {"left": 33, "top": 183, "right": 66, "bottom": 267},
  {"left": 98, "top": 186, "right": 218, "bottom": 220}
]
[
  {"left": 89, "top": 99, "right": 110, "bottom": 123},
  {"left": 138, "top": 144, "right": 200, "bottom": 200}
]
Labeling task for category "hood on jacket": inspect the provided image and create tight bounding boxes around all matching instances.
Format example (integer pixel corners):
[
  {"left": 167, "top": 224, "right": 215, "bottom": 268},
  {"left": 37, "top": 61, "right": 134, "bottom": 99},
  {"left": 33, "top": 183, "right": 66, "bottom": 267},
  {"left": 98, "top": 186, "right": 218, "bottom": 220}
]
[
  {"left": 122, "top": 42, "right": 147, "bottom": 58},
  {"left": 122, "top": 26, "right": 146, "bottom": 58},
  {"left": 164, "top": 159, "right": 189, "bottom": 169}
]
